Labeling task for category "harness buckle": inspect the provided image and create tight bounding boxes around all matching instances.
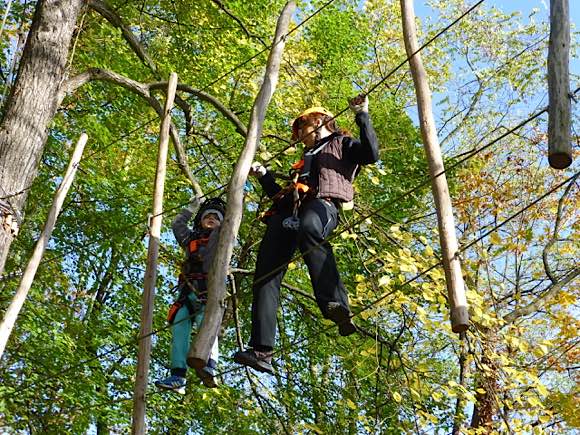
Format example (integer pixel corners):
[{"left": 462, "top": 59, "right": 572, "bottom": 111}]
[{"left": 282, "top": 215, "right": 300, "bottom": 231}]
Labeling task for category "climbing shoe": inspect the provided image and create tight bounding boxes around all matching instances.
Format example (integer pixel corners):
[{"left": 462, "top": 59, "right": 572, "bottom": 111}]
[
  {"left": 233, "top": 349, "right": 274, "bottom": 375},
  {"left": 195, "top": 359, "right": 218, "bottom": 388},
  {"left": 326, "top": 302, "right": 357, "bottom": 336},
  {"left": 155, "top": 375, "right": 186, "bottom": 395}
]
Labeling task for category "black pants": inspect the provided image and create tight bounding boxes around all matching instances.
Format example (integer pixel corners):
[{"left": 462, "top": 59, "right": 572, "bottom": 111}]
[{"left": 249, "top": 198, "right": 350, "bottom": 350}]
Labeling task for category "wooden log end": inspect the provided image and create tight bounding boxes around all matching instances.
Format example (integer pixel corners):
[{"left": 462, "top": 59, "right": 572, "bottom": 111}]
[
  {"left": 451, "top": 305, "right": 469, "bottom": 333},
  {"left": 548, "top": 152, "right": 573, "bottom": 170},
  {"left": 186, "top": 356, "right": 206, "bottom": 370}
]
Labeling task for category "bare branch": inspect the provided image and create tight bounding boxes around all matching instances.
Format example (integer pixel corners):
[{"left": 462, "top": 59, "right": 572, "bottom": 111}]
[
  {"left": 542, "top": 173, "right": 578, "bottom": 282},
  {"left": 87, "top": 0, "right": 158, "bottom": 75},
  {"left": 503, "top": 267, "right": 580, "bottom": 324},
  {"left": 150, "top": 82, "right": 248, "bottom": 137},
  {"left": 59, "top": 68, "right": 202, "bottom": 196}
]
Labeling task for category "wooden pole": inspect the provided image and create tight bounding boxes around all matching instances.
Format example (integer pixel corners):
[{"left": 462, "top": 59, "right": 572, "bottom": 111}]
[
  {"left": 131, "top": 72, "right": 177, "bottom": 435},
  {"left": 0, "top": 133, "right": 88, "bottom": 360},
  {"left": 188, "top": 1, "right": 296, "bottom": 368},
  {"left": 548, "top": 0, "right": 572, "bottom": 169},
  {"left": 400, "top": 0, "right": 469, "bottom": 332}
]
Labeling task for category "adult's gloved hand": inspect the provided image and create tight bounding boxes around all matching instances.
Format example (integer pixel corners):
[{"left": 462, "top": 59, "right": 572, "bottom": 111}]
[
  {"left": 249, "top": 161, "right": 267, "bottom": 178},
  {"left": 186, "top": 194, "right": 201, "bottom": 213},
  {"left": 349, "top": 94, "right": 369, "bottom": 114}
]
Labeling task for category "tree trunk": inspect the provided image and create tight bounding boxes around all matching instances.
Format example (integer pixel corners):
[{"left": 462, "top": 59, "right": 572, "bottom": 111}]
[
  {"left": 0, "top": 0, "right": 83, "bottom": 275},
  {"left": 471, "top": 334, "right": 499, "bottom": 431},
  {"left": 131, "top": 73, "right": 178, "bottom": 435},
  {"left": 189, "top": 0, "right": 295, "bottom": 367},
  {"left": 548, "top": 0, "right": 572, "bottom": 169},
  {"left": 0, "top": 133, "right": 87, "bottom": 361},
  {"left": 399, "top": 0, "right": 469, "bottom": 332}
]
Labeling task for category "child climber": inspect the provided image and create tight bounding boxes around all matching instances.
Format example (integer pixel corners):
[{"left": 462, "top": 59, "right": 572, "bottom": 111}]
[
  {"left": 156, "top": 196, "right": 226, "bottom": 392},
  {"left": 234, "top": 95, "right": 379, "bottom": 374}
]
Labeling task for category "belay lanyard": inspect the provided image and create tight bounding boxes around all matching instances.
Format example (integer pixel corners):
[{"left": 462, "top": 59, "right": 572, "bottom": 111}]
[
  {"left": 281, "top": 136, "right": 334, "bottom": 231},
  {"left": 282, "top": 172, "right": 303, "bottom": 230}
]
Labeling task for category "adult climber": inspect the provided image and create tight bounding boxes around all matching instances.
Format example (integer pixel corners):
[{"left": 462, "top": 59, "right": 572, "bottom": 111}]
[{"left": 234, "top": 95, "right": 379, "bottom": 374}]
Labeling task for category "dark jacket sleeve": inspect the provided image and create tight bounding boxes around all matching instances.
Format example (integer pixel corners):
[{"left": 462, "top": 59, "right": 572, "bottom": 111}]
[
  {"left": 342, "top": 111, "right": 379, "bottom": 165},
  {"left": 172, "top": 208, "right": 194, "bottom": 248},
  {"left": 257, "top": 171, "right": 283, "bottom": 198}
]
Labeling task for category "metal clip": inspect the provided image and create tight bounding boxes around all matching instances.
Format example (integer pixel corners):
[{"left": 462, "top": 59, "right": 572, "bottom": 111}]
[{"left": 282, "top": 215, "right": 300, "bottom": 231}]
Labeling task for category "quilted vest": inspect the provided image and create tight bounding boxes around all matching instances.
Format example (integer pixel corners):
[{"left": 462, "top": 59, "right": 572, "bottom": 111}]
[{"left": 309, "top": 134, "right": 358, "bottom": 202}]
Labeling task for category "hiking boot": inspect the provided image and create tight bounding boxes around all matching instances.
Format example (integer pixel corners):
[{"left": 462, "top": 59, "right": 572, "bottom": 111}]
[
  {"left": 326, "top": 302, "right": 357, "bottom": 336},
  {"left": 195, "top": 359, "right": 219, "bottom": 388},
  {"left": 155, "top": 375, "right": 186, "bottom": 395},
  {"left": 233, "top": 349, "right": 274, "bottom": 374}
]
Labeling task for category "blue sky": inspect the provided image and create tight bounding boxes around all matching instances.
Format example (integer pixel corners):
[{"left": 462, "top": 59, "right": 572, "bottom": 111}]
[{"left": 414, "top": 0, "right": 579, "bottom": 76}]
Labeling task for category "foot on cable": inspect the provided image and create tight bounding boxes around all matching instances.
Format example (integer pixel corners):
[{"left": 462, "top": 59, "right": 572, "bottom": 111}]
[
  {"left": 195, "top": 359, "right": 219, "bottom": 388},
  {"left": 155, "top": 375, "right": 186, "bottom": 395},
  {"left": 233, "top": 348, "right": 274, "bottom": 375},
  {"left": 326, "top": 302, "right": 357, "bottom": 336}
]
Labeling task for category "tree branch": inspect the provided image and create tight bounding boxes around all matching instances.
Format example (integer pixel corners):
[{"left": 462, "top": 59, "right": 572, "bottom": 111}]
[
  {"left": 87, "top": 0, "right": 158, "bottom": 75},
  {"left": 59, "top": 68, "right": 202, "bottom": 195},
  {"left": 542, "top": 173, "right": 578, "bottom": 283},
  {"left": 150, "top": 82, "right": 247, "bottom": 137},
  {"left": 503, "top": 267, "right": 580, "bottom": 324}
]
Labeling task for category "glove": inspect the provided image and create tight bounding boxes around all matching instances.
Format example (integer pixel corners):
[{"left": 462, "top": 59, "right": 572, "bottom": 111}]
[
  {"left": 349, "top": 94, "right": 368, "bottom": 114},
  {"left": 249, "top": 161, "right": 267, "bottom": 178},
  {"left": 185, "top": 195, "right": 201, "bottom": 213}
]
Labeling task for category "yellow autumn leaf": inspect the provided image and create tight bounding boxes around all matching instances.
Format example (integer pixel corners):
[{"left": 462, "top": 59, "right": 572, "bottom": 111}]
[
  {"left": 431, "top": 391, "right": 442, "bottom": 401},
  {"left": 303, "top": 423, "right": 324, "bottom": 434},
  {"left": 536, "top": 383, "right": 549, "bottom": 398},
  {"left": 370, "top": 176, "right": 380, "bottom": 185},
  {"left": 538, "top": 415, "right": 550, "bottom": 424},
  {"left": 288, "top": 262, "right": 296, "bottom": 270},
  {"left": 526, "top": 396, "right": 543, "bottom": 408},
  {"left": 392, "top": 392, "right": 402, "bottom": 403},
  {"left": 378, "top": 275, "right": 391, "bottom": 287}
]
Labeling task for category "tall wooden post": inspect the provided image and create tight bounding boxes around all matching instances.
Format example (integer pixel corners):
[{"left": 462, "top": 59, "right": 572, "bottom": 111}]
[
  {"left": 0, "top": 133, "right": 88, "bottom": 360},
  {"left": 548, "top": 0, "right": 572, "bottom": 169},
  {"left": 400, "top": 0, "right": 469, "bottom": 332},
  {"left": 189, "top": 1, "right": 296, "bottom": 368},
  {"left": 131, "top": 72, "right": 177, "bottom": 435}
]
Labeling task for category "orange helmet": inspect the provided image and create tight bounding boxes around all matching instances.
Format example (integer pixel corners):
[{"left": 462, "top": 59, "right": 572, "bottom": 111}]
[{"left": 291, "top": 106, "right": 334, "bottom": 139}]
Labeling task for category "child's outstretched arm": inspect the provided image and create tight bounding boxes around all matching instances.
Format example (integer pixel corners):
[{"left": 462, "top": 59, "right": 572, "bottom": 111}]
[{"left": 172, "top": 196, "right": 200, "bottom": 248}]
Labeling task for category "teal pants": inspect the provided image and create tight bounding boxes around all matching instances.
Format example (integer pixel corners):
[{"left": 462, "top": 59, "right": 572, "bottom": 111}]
[{"left": 171, "top": 292, "right": 219, "bottom": 370}]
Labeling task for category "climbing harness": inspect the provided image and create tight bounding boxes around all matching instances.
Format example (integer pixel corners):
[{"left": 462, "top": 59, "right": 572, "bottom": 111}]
[
  {"left": 282, "top": 168, "right": 309, "bottom": 230},
  {"left": 281, "top": 136, "right": 337, "bottom": 230},
  {"left": 167, "top": 273, "right": 207, "bottom": 324}
]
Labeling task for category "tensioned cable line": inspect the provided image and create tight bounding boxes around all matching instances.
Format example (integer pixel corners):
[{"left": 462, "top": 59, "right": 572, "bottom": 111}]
[
  {"left": 8, "top": 89, "right": 577, "bottom": 394},
  {"left": 199, "top": 0, "right": 339, "bottom": 93},
  {"left": 8, "top": 104, "right": 565, "bottom": 395},
  {"left": 3, "top": 0, "right": 569, "bottom": 399},
  {"left": 213, "top": 170, "right": 580, "bottom": 379},
  {"left": 265, "top": 0, "right": 486, "bottom": 163}
]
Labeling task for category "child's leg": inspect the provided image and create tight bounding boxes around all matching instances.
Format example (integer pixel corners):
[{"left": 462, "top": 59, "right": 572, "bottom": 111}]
[
  {"left": 170, "top": 294, "right": 197, "bottom": 373},
  {"left": 196, "top": 304, "right": 219, "bottom": 366}
]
